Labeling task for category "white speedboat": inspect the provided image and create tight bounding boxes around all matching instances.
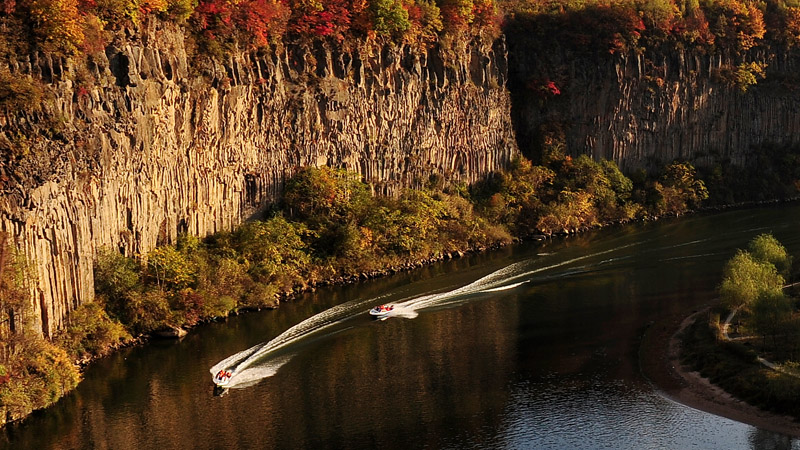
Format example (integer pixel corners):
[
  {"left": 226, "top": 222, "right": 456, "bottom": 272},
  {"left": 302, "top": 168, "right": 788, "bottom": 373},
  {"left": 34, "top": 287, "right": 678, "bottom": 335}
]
[
  {"left": 369, "top": 304, "right": 395, "bottom": 319},
  {"left": 213, "top": 369, "right": 233, "bottom": 387}
]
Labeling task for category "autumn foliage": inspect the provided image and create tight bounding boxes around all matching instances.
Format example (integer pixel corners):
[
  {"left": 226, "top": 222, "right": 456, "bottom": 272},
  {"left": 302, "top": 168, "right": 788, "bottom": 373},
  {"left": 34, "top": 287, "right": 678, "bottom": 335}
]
[
  {"left": 192, "top": 0, "right": 289, "bottom": 47},
  {"left": 0, "top": 1, "right": 798, "bottom": 59},
  {"left": 504, "top": 0, "right": 783, "bottom": 56},
  {"left": 287, "top": 0, "right": 357, "bottom": 39}
]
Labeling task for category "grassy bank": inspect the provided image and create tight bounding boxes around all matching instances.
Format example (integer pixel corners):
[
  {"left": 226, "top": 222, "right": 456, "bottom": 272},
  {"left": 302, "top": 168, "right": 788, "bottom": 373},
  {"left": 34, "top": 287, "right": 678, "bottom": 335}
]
[
  {"left": 681, "top": 309, "right": 800, "bottom": 418},
  {"left": 681, "top": 234, "right": 800, "bottom": 419}
]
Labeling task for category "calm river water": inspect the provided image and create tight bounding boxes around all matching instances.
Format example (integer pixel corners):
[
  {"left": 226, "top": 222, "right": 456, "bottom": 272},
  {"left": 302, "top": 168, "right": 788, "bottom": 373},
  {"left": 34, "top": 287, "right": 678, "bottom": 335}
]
[{"left": 5, "top": 205, "right": 800, "bottom": 449}]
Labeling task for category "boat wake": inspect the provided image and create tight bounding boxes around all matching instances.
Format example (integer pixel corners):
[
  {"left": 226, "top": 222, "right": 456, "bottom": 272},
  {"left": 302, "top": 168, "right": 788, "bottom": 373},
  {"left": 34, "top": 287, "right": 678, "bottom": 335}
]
[
  {"left": 208, "top": 260, "right": 540, "bottom": 389},
  {"left": 209, "top": 293, "right": 390, "bottom": 388},
  {"left": 210, "top": 237, "right": 711, "bottom": 390}
]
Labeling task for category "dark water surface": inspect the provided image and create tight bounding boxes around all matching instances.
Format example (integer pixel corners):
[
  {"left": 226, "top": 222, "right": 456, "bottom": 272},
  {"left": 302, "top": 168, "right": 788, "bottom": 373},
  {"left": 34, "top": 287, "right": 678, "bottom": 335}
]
[{"left": 5, "top": 205, "right": 800, "bottom": 449}]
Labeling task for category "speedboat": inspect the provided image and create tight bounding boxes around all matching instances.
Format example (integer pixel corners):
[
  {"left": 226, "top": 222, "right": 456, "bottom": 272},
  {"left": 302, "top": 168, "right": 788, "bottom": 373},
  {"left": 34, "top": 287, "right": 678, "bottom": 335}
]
[
  {"left": 213, "top": 369, "right": 233, "bottom": 387},
  {"left": 369, "top": 304, "right": 395, "bottom": 319}
]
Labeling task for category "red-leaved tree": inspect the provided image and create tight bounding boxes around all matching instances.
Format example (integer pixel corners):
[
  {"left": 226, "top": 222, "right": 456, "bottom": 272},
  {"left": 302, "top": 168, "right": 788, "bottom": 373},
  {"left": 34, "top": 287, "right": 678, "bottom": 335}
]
[
  {"left": 288, "top": 0, "right": 359, "bottom": 40},
  {"left": 235, "top": 0, "right": 290, "bottom": 47}
]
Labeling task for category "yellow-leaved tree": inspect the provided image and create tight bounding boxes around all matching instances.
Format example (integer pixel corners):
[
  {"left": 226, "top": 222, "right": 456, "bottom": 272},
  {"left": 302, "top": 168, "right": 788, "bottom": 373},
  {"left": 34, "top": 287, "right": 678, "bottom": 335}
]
[{"left": 24, "top": 0, "right": 85, "bottom": 54}]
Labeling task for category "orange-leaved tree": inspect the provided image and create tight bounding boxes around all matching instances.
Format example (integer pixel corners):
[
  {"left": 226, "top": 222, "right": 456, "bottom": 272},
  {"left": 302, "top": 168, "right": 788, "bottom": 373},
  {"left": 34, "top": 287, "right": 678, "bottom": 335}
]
[
  {"left": 23, "top": 0, "right": 85, "bottom": 54},
  {"left": 235, "top": 0, "right": 291, "bottom": 47},
  {"left": 701, "top": 0, "right": 765, "bottom": 52}
]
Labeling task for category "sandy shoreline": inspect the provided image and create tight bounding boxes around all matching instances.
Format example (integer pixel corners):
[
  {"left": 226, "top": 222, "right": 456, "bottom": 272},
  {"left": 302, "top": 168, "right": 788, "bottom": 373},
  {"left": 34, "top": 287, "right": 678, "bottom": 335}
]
[{"left": 639, "top": 306, "right": 800, "bottom": 437}]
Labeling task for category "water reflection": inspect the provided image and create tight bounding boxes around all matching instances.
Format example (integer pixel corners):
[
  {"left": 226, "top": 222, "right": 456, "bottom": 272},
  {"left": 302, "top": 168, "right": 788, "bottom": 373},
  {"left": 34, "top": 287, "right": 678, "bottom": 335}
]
[
  {"left": 5, "top": 206, "right": 800, "bottom": 449},
  {"left": 750, "top": 428, "right": 797, "bottom": 450}
]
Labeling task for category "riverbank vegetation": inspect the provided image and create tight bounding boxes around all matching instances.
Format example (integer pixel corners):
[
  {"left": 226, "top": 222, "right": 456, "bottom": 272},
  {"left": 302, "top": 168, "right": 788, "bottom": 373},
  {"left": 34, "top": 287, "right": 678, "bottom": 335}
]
[
  {"left": 700, "top": 143, "right": 800, "bottom": 205},
  {"left": 0, "top": 232, "right": 79, "bottom": 425},
  {"left": 86, "top": 151, "right": 707, "bottom": 340},
  {"left": 0, "top": 144, "right": 713, "bottom": 423},
  {"left": 682, "top": 234, "right": 800, "bottom": 418}
]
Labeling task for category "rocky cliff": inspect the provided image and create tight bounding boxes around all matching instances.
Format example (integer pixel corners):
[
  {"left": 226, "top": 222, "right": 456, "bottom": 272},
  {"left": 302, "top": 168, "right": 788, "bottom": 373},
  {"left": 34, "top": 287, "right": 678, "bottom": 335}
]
[
  {"left": 10, "top": 18, "right": 800, "bottom": 339},
  {"left": 0, "top": 20, "right": 516, "bottom": 337},
  {"left": 508, "top": 43, "right": 800, "bottom": 171}
]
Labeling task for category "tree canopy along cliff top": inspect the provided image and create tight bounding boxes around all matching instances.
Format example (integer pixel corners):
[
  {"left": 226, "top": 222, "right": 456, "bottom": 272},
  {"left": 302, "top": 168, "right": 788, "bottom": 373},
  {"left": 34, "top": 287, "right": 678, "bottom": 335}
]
[
  {"left": 0, "top": 0, "right": 797, "bottom": 58},
  {"left": 503, "top": 0, "right": 800, "bottom": 55}
]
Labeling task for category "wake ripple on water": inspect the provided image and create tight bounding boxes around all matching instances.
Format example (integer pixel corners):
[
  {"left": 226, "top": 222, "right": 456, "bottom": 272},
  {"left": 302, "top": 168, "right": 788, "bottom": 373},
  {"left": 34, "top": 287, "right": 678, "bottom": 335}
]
[
  {"left": 208, "top": 260, "right": 540, "bottom": 389},
  {"left": 209, "top": 237, "right": 716, "bottom": 390}
]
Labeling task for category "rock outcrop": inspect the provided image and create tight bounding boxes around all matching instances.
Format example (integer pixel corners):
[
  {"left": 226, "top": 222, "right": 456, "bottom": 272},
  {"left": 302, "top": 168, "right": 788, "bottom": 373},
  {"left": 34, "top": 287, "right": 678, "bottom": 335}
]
[
  {"left": 0, "top": 21, "right": 517, "bottom": 337},
  {"left": 508, "top": 44, "right": 800, "bottom": 171},
  {"left": 11, "top": 19, "right": 800, "bottom": 339}
]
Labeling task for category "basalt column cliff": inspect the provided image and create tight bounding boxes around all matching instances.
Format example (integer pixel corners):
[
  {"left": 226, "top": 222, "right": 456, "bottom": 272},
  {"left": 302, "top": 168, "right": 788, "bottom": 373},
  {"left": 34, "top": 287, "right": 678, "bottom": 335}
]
[
  {"left": 0, "top": 21, "right": 517, "bottom": 337},
  {"left": 507, "top": 43, "right": 800, "bottom": 171}
]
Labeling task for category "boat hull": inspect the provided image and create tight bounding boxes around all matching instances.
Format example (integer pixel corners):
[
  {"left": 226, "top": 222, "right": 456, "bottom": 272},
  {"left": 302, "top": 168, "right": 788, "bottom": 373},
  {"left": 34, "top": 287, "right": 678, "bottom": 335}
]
[{"left": 369, "top": 305, "right": 395, "bottom": 319}]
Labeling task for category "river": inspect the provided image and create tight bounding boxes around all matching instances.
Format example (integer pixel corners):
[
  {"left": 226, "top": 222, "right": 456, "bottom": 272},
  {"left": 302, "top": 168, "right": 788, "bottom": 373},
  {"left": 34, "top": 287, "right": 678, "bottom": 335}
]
[{"left": 4, "top": 205, "right": 800, "bottom": 449}]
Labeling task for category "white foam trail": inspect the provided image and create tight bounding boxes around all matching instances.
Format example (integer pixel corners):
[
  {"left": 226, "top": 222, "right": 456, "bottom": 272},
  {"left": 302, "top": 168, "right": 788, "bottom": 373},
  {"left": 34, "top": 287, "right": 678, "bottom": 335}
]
[
  {"left": 380, "top": 305, "right": 418, "bottom": 319},
  {"left": 388, "top": 242, "right": 646, "bottom": 315},
  {"left": 210, "top": 293, "right": 393, "bottom": 386},
  {"left": 210, "top": 239, "right": 659, "bottom": 388},
  {"left": 481, "top": 280, "right": 530, "bottom": 292},
  {"left": 220, "top": 355, "right": 294, "bottom": 389},
  {"left": 659, "top": 252, "right": 724, "bottom": 262}
]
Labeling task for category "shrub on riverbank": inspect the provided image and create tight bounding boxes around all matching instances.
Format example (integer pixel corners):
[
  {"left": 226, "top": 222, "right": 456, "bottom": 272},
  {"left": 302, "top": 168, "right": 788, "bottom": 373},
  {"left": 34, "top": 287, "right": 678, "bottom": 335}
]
[
  {"left": 473, "top": 151, "right": 706, "bottom": 238},
  {"left": 0, "top": 233, "right": 81, "bottom": 425},
  {"left": 0, "top": 334, "right": 80, "bottom": 424},
  {"left": 92, "top": 157, "right": 708, "bottom": 338},
  {"left": 55, "top": 302, "right": 131, "bottom": 360},
  {"left": 88, "top": 166, "right": 517, "bottom": 336}
]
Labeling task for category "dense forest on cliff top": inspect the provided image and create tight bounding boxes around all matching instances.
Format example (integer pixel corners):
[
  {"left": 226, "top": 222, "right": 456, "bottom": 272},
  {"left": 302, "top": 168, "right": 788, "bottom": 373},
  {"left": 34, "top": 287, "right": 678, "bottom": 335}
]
[{"left": 0, "top": 0, "right": 798, "bottom": 60}]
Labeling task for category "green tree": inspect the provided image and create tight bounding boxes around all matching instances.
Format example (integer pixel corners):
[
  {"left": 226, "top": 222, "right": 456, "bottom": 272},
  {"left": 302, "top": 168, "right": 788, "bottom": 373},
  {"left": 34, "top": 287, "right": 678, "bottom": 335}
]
[
  {"left": 719, "top": 250, "right": 784, "bottom": 310},
  {"left": 233, "top": 216, "right": 311, "bottom": 289},
  {"left": 748, "top": 233, "right": 792, "bottom": 277},
  {"left": 474, "top": 156, "right": 553, "bottom": 235},
  {"left": 654, "top": 161, "right": 709, "bottom": 215},
  {"left": 751, "top": 290, "right": 792, "bottom": 350},
  {"left": 166, "top": 0, "right": 197, "bottom": 22},
  {"left": 0, "top": 232, "right": 32, "bottom": 362},
  {"left": 733, "top": 61, "right": 766, "bottom": 92},
  {"left": 146, "top": 245, "right": 195, "bottom": 290},
  {"left": 637, "top": 0, "right": 679, "bottom": 44},
  {"left": 536, "top": 188, "right": 596, "bottom": 235},
  {"left": 560, "top": 155, "right": 634, "bottom": 222},
  {"left": 371, "top": 0, "right": 410, "bottom": 37},
  {"left": 92, "top": 0, "right": 141, "bottom": 25},
  {"left": 94, "top": 248, "right": 140, "bottom": 302},
  {"left": 117, "top": 289, "right": 172, "bottom": 334},
  {"left": 408, "top": 0, "right": 443, "bottom": 42},
  {"left": 283, "top": 166, "right": 372, "bottom": 228}
]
